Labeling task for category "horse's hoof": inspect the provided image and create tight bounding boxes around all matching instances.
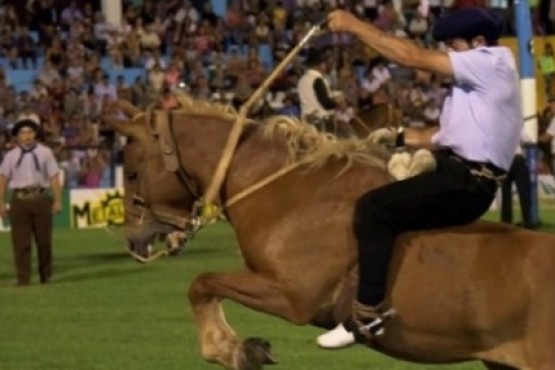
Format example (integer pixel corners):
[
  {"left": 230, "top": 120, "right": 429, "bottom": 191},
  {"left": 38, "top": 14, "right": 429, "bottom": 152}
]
[{"left": 242, "top": 337, "right": 277, "bottom": 368}]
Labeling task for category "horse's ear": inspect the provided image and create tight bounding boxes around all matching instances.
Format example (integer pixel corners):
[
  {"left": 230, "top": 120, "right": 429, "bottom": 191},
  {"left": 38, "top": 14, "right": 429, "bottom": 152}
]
[
  {"left": 102, "top": 99, "right": 146, "bottom": 138},
  {"left": 116, "top": 99, "right": 142, "bottom": 119},
  {"left": 103, "top": 116, "right": 141, "bottom": 138}
]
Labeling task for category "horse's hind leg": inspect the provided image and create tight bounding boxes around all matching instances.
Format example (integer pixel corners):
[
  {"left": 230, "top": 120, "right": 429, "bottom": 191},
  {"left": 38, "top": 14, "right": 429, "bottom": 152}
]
[{"left": 189, "top": 271, "right": 304, "bottom": 370}]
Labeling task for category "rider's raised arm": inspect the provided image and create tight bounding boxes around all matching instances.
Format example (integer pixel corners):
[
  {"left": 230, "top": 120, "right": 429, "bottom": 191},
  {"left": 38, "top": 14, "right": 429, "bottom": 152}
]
[{"left": 327, "top": 10, "right": 453, "bottom": 77}]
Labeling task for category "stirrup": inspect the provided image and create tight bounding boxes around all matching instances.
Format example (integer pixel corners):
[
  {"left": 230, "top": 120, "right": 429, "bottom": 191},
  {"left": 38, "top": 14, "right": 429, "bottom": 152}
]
[{"left": 351, "top": 301, "right": 396, "bottom": 341}]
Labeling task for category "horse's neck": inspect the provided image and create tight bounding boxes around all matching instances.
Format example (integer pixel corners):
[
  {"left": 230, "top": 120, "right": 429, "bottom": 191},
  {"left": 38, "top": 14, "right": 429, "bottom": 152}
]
[
  {"left": 175, "top": 116, "right": 287, "bottom": 201},
  {"left": 174, "top": 116, "right": 233, "bottom": 190},
  {"left": 225, "top": 127, "right": 289, "bottom": 199},
  {"left": 358, "top": 106, "right": 390, "bottom": 131}
]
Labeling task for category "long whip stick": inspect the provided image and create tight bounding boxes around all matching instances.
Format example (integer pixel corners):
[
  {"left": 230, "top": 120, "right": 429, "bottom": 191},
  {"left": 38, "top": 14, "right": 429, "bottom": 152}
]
[{"left": 200, "top": 20, "right": 328, "bottom": 222}]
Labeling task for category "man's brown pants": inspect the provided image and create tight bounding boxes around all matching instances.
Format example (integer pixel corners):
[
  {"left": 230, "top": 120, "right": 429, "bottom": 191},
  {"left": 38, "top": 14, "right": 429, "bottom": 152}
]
[{"left": 9, "top": 194, "right": 53, "bottom": 285}]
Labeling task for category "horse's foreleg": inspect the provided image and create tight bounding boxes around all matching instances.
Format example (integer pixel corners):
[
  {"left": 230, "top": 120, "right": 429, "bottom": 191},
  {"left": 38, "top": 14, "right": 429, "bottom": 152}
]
[{"left": 189, "top": 271, "right": 295, "bottom": 370}]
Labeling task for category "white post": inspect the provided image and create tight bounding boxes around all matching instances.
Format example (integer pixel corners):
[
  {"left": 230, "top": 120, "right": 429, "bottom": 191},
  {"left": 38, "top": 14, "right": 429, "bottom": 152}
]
[{"left": 101, "top": 0, "right": 122, "bottom": 26}]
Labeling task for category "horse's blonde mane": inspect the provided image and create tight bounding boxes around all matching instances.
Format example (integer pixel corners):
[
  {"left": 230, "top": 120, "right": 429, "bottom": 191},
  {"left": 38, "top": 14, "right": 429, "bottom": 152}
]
[
  {"left": 173, "top": 91, "right": 239, "bottom": 120},
  {"left": 169, "top": 92, "right": 389, "bottom": 175},
  {"left": 261, "top": 116, "right": 389, "bottom": 175}
]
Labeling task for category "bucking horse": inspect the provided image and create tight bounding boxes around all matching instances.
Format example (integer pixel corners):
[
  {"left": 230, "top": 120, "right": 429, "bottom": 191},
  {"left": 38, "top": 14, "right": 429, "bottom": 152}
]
[{"left": 104, "top": 94, "right": 555, "bottom": 370}]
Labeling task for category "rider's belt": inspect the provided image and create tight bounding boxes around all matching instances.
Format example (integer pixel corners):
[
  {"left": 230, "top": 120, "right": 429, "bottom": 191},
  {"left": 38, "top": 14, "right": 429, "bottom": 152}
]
[
  {"left": 444, "top": 151, "right": 507, "bottom": 185},
  {"left": 13, "top": 187, "right": 47, "bottom": 199}
]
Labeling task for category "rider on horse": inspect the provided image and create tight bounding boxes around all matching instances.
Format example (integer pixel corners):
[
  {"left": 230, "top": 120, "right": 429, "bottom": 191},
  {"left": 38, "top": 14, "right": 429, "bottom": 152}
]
[
  {"left": 318, "top": 7, "right": 522, "bottom": 348},
  {"left": 298, "top": 48, "right": 343, "bottom": 132}
]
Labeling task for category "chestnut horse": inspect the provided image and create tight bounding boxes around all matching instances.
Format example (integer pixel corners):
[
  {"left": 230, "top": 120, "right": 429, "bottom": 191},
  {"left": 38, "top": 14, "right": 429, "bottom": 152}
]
[{"left": 105, "top": 95, "right": 555, "bottom": 370}]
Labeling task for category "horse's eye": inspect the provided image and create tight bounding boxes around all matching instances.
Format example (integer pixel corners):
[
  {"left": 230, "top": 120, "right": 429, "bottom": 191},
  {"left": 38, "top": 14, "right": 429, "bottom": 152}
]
[{"left": 126, "top": 172, "right": 138, "bottom": 180}]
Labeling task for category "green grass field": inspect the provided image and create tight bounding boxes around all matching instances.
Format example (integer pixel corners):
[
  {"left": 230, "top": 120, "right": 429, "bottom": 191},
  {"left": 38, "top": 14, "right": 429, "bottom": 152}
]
[{"left": 0, "top": 210, "right": 553, "bottom": 370}]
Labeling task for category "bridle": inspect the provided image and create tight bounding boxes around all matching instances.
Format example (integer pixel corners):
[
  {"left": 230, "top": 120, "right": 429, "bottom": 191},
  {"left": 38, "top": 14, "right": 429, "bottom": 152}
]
[{"left": 129, "top": 108, "right": 204, "bottom": 247}]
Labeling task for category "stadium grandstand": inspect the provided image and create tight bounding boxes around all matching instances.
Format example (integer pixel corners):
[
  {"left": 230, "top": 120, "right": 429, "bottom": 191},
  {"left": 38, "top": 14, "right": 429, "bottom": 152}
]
[{"left": 0, "top": 0, "right": 553, "bottom": 188}]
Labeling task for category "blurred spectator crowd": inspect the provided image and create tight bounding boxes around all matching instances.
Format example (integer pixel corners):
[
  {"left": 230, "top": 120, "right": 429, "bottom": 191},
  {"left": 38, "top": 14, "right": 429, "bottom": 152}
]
[{"left": 0, "top": 0, "right": 553, "bottom": 187}]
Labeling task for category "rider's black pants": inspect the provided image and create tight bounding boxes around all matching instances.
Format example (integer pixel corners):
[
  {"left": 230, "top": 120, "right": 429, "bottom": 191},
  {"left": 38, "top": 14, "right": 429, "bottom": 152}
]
[{"left": 354, "top": 151, "right": 500, "bottom": 306}]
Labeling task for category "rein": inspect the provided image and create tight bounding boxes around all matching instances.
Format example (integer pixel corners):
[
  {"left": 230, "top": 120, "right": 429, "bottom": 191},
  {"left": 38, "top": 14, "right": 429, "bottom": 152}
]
[
  {"left": 123, "top": 188, "right": 202, "bottom": 264},
  {"left": 225, "top": 161, "right": 305, "bottom": 209},
  {"left": 351, "top": 114, "right": 372, "bottom": 135},
  {"left": 352, "top": 103, "right": 401, "bottom": 136},
  {"left": 135, "top": 100, "right": 404, "bottom": 230},
  {"left": 131, "top": 99, "right": 403, "bottom": 239},
  {"left": 130, "top": 193, "right": 199, "bottom": 230}
]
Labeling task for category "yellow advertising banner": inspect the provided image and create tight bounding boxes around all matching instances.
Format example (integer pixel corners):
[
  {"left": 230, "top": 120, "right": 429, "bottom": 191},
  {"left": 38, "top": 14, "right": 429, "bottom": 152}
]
[{"left": 500, "top": 36, "right": 555, "bottom": 111}]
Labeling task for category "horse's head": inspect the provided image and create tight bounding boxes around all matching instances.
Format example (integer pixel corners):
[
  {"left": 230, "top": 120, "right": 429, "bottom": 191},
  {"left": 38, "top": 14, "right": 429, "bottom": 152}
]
[{"left": 103, "top": 100, "right": 197, "bottom": 261}]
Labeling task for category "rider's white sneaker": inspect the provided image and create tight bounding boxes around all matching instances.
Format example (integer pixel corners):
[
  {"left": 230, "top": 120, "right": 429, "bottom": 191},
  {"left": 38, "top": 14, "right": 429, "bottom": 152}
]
[{"left": 316, "top": 324, "right": 355, "bottom": 349}]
